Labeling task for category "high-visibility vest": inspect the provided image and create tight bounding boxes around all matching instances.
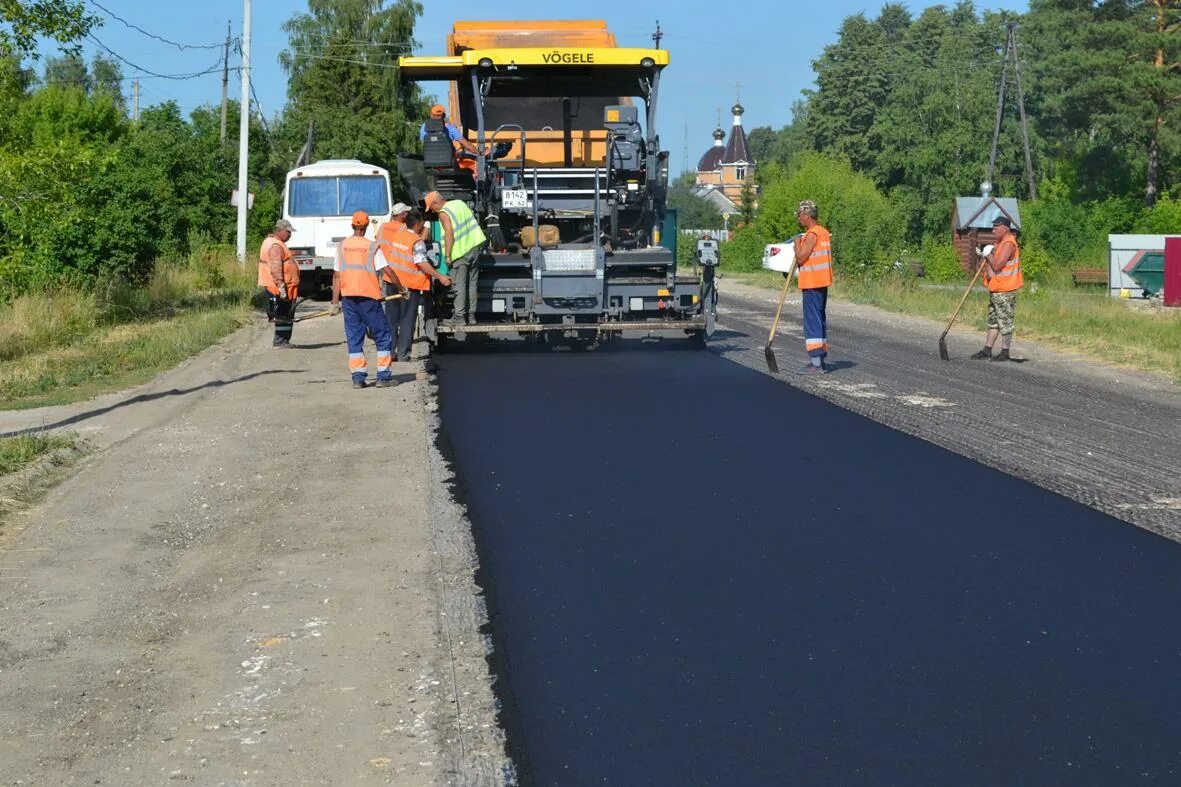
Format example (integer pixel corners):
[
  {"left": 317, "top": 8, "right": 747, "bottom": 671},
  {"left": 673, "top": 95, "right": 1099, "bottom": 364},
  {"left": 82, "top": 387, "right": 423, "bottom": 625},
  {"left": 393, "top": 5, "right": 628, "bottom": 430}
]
[
  {"left": 378, "top": 227, "right": 431, "bottom": 291},
  {"left": 336, "top": 235, "right": 382, "bottom": 300},
  {"left": 257, "top": 236, "right": 300, "bottom": 296},
  {"left": 441, "top": 199, "right": 486, "bottom": 261},
  {"left": 375, "top": 220, "right": 406, "bottom": 285},
  {"left": 797, "top": 225, "right": 833, "bottom": 290},
  {"left": 986, "top": 235, "right": 1023, "bottom": 293}
]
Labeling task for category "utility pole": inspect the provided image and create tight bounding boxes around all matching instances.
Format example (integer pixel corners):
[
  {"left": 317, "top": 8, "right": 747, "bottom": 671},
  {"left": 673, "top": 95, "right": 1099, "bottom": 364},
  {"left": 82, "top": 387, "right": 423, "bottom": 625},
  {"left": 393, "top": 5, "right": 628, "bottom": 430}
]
[
  {"left": 986, "top": 23, "right": 1037, "bottom": 200},
  {"left": 132, "top": 79, "right": 140, "bottom": 123},
  {"left": 652, "top": 21, "right": 663, "bottom": 50},
  {"left": 220, "top": 21, "right": 230, "bottom": 144},
  {"left": 235, "top": 0, "right": 251, "bottom": 264},
  {"left": 1010, "top": 24, "right": 1037, "bottom": 201}
]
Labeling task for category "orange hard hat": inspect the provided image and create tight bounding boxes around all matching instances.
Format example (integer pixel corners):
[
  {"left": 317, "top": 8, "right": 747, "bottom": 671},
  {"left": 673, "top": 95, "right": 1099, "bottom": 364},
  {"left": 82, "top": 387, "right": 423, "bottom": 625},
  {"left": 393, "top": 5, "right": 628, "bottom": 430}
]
[
  {"left": 424, "top": 191, "right": 444, "bottom": 209},
  {"left": 352, "top": 210, "right": 370, "bottom": 227},
  {"left": 430, "top": 104, "right": 446, "bottom": 116}
]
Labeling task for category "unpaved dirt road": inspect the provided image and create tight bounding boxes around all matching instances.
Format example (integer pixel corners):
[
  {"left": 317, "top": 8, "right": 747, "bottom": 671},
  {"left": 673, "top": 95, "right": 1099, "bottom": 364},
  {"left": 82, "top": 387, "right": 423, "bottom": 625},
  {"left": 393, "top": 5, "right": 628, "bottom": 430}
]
[{"left": 0, "top": 309, "right": 508, "bottom": 785}]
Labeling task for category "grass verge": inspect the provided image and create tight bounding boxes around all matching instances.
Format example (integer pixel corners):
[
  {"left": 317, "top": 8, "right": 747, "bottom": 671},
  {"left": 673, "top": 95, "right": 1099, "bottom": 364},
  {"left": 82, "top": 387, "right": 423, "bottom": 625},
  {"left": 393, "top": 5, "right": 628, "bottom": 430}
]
[
  {"left": 0, "top": 432, "right": 85, "bottom": 542},
  {"left": 1, "top": 249, "right": 255, "bottom": 410},
  {"left": 727, "top": 270, "right": 1181, "bottom": 382},
  {"left": 0, "top": 432, "right": 74, "bottom": 475}
]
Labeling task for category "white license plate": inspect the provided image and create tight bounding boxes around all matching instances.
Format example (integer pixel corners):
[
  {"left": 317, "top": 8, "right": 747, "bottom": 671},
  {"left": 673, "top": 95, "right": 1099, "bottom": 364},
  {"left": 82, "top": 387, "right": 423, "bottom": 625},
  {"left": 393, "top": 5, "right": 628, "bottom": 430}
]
[{"left": 501, "top": 189, "right": 530, "bottom": 210}]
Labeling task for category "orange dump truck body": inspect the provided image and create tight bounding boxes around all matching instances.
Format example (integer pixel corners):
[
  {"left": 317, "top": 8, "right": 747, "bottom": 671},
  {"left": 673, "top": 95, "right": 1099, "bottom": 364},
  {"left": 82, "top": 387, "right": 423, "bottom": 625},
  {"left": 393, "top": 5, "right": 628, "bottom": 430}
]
[{"left": 446, "top": 21, "right": 621, "bottom": 168}]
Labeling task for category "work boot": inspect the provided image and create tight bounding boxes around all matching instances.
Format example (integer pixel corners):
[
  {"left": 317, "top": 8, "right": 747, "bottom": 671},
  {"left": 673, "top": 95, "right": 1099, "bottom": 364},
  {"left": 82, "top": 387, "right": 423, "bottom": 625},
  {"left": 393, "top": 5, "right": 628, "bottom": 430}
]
[
  {"left": 375, "top": 378, "right": 396, "bottom": 388},
  {"left": 352, "top": 379, "right": 368, "bottom": 390},
  {"left": 970, "top": 348, "right": 992, "bottom": 360},
  {"left": 796, "top": 363, "right": 828, "bottom": 375},
  {"left": 990, "top": 348, "right": 1011, "bottom": 362}
]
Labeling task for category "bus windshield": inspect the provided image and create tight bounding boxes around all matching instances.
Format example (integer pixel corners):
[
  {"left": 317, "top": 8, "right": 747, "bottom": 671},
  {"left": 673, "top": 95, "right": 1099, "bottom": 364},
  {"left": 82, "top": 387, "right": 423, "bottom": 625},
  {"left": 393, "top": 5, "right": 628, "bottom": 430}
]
[{"left": 287, "top": 175, "right": 389, "bottom": 217}]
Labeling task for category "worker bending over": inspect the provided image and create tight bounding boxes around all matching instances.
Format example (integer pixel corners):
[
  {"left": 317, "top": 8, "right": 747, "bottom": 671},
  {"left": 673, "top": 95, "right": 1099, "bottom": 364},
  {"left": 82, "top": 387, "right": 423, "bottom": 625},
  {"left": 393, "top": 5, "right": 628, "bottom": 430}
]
[
  {"left": 972, "top": 215, "right": 1023, "bottom": 362},
  {"left": 258, "top": 219, "right": 300, "bottom": 347},
  {"left": 425, "top": 191, "right": 487, "bottom": 326},
  {"left": 330, "top": 211, "right": 395, "bottom": 389},
  {"left": 374, "top": 210, "right": 451, "bottom": 362},
  {"left": 793, "top": 200, "right": 833, "bottom": 374}
]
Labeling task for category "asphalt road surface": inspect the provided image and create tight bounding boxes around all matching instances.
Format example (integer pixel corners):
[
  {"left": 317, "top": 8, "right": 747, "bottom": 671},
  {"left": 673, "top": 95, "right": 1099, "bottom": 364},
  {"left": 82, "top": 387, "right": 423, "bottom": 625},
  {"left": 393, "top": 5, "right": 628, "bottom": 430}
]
[{"left": 437, "top": 336, "right": 1181, "bottom": 784}]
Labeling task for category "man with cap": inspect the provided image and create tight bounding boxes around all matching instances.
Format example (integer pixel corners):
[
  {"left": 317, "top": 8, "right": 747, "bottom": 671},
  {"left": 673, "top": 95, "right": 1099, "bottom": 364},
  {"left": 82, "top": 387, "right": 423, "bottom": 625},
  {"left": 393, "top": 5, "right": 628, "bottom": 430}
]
[
  {"left": 425, "top": 191, "right": 487, "bottom": 326},
  {"left": 330, "top": 211, "right": 396, "bottom": 389},
  {"left": 420, "top": 104, "right": 478, "bottom": 156},
  {"left": 373, "top": 210, "right": 452, "bottom": 362},
  {"left": 972, "top": 215, "right": 1023, "bottom": 362},
  {"left": 793, "top": 199, "right": 833, "bottom": 374},
  {"left": 258, "top": 218, "right": 300, "bottom": 347}
]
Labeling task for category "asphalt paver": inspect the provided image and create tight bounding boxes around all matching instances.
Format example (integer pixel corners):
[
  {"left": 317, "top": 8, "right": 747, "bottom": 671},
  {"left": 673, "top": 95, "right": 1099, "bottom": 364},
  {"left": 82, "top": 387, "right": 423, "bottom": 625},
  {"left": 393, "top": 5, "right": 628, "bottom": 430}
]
[{"left": 437, "top": 348, "right": 1181, "bottom": 785}]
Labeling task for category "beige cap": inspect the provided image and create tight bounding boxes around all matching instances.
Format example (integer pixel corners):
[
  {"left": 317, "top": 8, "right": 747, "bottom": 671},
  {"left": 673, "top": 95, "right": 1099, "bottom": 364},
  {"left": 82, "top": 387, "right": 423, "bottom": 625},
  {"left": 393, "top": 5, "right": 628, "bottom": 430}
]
[
  {"left": 390, "top": 202, "right": 412, "bottom": 215},
  {"left": 274, "top": 219, "right": 295, "bottom": 232}
]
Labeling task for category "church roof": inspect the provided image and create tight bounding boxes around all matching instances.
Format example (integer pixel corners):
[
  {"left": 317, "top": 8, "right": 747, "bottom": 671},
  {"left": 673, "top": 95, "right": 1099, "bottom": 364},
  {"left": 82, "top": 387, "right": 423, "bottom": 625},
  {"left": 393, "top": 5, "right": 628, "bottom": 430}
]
[
  {"left": 722, "top": 121, "right": 752, "bottom": 165},
  {"left": 697, "top": 146, "right": 725, "bottom": 172}
]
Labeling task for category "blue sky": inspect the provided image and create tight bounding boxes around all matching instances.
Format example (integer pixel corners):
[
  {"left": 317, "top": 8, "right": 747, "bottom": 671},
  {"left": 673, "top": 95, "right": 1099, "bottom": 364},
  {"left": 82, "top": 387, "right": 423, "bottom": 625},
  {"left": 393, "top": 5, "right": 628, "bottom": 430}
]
[{"left": 61, "top": 0, "right": 1027, "bottom": 173}]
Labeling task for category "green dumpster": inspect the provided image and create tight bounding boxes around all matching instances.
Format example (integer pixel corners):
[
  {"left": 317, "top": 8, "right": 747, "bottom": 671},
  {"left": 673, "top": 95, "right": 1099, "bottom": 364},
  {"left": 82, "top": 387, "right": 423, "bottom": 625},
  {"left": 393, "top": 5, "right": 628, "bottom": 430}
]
[{"left": 1123, "top": 250, "right": 1165, "bottom": 296}]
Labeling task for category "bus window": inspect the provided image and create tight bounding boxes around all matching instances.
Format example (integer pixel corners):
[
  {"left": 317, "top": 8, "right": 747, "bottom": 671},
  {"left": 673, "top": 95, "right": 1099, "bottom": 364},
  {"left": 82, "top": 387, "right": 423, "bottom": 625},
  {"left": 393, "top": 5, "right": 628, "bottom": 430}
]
[{"left": 288, "top": 175, "right": 389, "bottom": 217}]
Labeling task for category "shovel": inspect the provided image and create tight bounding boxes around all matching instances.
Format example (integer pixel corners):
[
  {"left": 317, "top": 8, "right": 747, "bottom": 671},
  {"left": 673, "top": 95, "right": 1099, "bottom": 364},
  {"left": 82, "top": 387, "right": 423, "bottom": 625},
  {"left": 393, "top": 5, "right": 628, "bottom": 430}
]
[
  {"left": 938, "top": 260, "right": 987, "bottom": 361},
  {"left": 278, "top": 293, "right": 406, "bottom": 324},
  {"left": 764, "top": 257, "right": 799, "bottom": 374}
]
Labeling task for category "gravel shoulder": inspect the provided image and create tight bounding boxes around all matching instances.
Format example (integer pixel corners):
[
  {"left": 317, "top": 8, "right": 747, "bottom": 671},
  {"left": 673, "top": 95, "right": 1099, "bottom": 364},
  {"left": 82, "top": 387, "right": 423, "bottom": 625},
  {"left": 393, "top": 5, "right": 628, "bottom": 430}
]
[
  {"left": 714, "top": 278, "right": 1181, "bottom": 542},
  {"left": 0, "top": 308, "right": 509, "bottom": 785}
]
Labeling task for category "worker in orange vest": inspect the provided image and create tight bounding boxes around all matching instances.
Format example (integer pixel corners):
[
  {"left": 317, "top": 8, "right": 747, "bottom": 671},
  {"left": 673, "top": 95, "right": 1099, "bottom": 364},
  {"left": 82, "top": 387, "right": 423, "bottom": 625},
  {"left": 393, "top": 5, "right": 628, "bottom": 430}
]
[
  {"left": 373, "top": 210, "right": 452, "bottom": 361},
  {"left": 330, "top": 211, "right": 395, "bottom": 389},
  {"left": 972, "top": 215, "right": 1024, "bottom": 362},
  {"left": 793, "top": 200, "right": 833, "bottom": 374},
  {"left": 258, "top": 218, "right": 300, "bottom": 347}
]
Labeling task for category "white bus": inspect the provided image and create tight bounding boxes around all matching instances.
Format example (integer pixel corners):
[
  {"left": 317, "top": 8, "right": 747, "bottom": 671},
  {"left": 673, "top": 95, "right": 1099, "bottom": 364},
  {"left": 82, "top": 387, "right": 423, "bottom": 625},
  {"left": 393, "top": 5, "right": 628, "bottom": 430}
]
[{"left": 283, "top": 159, "right": 394, "bottom": 291}]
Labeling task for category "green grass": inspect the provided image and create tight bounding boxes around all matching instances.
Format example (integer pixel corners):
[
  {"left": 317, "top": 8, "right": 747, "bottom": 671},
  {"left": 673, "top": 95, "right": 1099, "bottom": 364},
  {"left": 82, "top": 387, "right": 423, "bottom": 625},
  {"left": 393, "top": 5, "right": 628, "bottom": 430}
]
[
  {"left": 728, "top": 270, "right": 1181, "bottom": 382},
  {"left": 0, "top": 432, "right": 75, "bottom": 475},
  {"left": 0, "top": 250, "right": 256, "bottom": 410}
]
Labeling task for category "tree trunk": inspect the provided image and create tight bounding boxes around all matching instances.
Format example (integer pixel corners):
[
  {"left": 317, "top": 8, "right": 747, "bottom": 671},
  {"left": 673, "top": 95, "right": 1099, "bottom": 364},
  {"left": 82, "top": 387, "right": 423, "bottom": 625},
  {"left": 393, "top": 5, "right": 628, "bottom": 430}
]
[{"left": 1146, "top": 117, "right": 1162, "bottom": 209}]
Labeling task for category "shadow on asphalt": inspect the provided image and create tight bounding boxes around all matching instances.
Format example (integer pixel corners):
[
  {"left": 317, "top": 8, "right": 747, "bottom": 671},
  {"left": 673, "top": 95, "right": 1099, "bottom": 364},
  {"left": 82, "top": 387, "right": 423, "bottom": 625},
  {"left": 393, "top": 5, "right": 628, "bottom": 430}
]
[{"left": 1, "top": 370, "right": 304, "bottom": 437}]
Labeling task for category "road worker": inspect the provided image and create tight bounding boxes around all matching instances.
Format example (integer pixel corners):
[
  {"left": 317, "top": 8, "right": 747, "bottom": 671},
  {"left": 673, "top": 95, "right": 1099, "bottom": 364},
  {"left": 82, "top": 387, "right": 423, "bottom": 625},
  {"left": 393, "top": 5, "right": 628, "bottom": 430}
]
[
  {"left": 972, "top": 215, "right": 1023, "bottom": 362},
  {"left": 420, "top": 104, "right": 479, "bottom": 174},
  {"left": 373, "top": 209, "right": 451, "bottom": 362},
  {"left": 793, "top": 200, "right": 833, "bottom": 374},
  {"left": 258, "top": 218, "right": 300, "bottom": 347},
  {"left": 330, "top": 211, "right": 395, "bottom": 389},
  {"left": 425, "top": 191, "right": 487, "bottom": 326}
]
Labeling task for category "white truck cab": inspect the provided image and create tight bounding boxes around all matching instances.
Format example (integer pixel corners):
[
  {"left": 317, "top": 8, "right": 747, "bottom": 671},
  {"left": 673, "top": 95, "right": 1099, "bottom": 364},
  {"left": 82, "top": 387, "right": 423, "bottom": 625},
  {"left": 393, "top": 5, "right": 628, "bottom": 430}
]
[{"left": 282, "top": 159, "right": 393, "bottom": 291}]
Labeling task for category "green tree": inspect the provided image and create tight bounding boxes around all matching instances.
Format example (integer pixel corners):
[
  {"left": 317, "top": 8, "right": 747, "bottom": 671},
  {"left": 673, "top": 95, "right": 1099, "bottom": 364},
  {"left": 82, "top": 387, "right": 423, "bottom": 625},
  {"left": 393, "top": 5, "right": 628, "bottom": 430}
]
[
  {"left": 667, "top": 172, "right": 723, "bottom": 229},
  {"left": 42, "top": 50, "right": 87, "bottom": 90},
  {"left": 276, "top": 0, "right": 427, "bottom": 170},
  {"left": 0, "top": 0, "right": 97, "bottom": 59}
]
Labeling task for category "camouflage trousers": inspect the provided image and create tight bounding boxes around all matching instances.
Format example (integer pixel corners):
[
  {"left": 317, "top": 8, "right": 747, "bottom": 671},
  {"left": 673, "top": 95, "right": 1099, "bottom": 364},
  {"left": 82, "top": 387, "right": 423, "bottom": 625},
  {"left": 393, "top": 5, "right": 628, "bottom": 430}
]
[{"left": 986, "top": 290, "right": 1018, "bottom": 335}]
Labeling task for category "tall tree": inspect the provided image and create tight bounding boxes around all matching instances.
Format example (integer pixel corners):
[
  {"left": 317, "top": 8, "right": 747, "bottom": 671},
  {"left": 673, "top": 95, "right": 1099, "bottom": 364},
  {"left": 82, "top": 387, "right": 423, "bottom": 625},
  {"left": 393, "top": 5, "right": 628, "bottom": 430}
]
[
  {"left": 43, "top": 50, "right": 87, "bottom": 90},
  {"left": 277, "top": 0, "right": 427, "bottom": 170},
  {"left": 0, "top": 0, "right": 96, "bottom": 59},
  {"left": 91, "top": 54, "right": 123, "bottom": 110}
]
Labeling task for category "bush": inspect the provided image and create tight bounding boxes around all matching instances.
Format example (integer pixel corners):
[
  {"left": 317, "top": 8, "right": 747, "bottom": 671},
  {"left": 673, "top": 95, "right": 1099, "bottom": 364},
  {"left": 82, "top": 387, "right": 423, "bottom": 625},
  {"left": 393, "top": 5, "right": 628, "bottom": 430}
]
[
  {"left": 755, "top": 153, "right": 903, "bottom": 275},
  {"left": 919, "top": 241, "right": 963, "bottom": 282},
  {"left": 721, "top": 224, "right": 770, "bottom": 272}
]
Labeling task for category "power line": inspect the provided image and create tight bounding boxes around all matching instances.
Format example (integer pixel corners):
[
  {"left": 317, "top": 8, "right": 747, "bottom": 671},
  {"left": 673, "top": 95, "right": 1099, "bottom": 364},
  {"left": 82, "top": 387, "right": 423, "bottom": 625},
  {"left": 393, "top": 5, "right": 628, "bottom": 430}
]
[
  {"left": 87, "top": 34, "right": 225, "bottom": 80},
  {"left": 87, "top": 0, "right": 226, "bottom": 51}
]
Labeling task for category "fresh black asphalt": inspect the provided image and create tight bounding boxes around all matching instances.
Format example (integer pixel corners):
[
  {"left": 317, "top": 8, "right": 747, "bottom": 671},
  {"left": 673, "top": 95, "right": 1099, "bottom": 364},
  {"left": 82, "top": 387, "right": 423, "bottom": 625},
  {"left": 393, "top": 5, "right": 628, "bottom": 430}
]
[{"left": 436, "top": 348, "right": 1181, "bottom": 785}]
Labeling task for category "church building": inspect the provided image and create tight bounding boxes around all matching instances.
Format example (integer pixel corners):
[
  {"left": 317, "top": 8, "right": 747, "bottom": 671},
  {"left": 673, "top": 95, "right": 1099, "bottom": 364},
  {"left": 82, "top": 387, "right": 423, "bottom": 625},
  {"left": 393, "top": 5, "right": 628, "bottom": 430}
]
[{"left": 693, "top": 101, "right": 756, "bottom": 216}]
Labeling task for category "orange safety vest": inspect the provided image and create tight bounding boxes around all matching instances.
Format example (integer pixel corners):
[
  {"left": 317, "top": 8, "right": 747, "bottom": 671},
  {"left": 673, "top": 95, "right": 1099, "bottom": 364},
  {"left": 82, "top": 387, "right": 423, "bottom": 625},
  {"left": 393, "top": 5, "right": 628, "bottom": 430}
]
[
  {"left": 257, "top": 236, "right": 300, "bottom": 296},
  {"left": 986, "top": 235, "right": 1023, "bottom": 293},
  {"left": 336, "top": 235, "right": 382, "bottom": 300},
  {"left": 378, "top": 228, "right": 431, "bottom": 291},
  {"left": 375, "top": 220, "right": 405, "bottom": 285},
  {"left": 797, "top": 225, "right": 833, "bottom": 290}
]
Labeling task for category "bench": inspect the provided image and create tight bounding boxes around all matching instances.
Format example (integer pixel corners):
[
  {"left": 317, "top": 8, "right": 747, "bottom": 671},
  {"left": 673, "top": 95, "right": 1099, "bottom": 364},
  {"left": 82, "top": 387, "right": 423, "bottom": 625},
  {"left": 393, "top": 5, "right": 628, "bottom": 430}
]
[
  {"left": 1071, "top": 267, "right": 1106, "bottom": 286},
  {"left": 901, "top": 260, "right": 925, "bottom": 277}
]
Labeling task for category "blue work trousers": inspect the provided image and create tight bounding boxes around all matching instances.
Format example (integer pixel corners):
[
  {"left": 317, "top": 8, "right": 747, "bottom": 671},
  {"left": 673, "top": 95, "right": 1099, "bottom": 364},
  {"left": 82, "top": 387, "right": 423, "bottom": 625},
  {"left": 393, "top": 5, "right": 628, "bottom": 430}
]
[
  {"left": 342, "top": 296, "right": 393, "bottom": 383},
  {"left": 802, "top": 286, "right": 829, "bottom": 359}
]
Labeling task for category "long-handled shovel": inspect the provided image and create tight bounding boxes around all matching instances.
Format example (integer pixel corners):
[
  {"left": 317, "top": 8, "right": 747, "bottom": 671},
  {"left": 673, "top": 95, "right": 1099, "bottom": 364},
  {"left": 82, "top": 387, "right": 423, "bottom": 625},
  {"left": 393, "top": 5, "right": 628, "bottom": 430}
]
[
  {"left": 279, "top": 293, "right": 406, "bottom": 324},
  {"left": 764, "top": 257, "right": 799, "bottom": 374},
  {"left": 938, "top": 261, "right": 987, "bottom": 361}
]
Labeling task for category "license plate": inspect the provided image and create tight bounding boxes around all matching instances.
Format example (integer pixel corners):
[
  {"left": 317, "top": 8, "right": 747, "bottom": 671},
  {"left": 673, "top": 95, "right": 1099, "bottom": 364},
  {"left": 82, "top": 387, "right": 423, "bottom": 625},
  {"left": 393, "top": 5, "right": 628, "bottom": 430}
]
[{"left": 501, "top": 189, "right": 530, "bottom": 210}]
